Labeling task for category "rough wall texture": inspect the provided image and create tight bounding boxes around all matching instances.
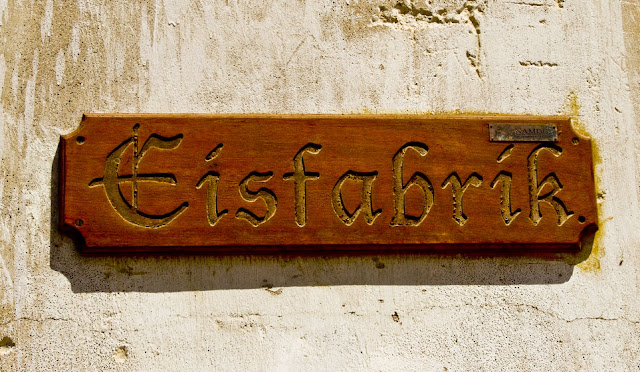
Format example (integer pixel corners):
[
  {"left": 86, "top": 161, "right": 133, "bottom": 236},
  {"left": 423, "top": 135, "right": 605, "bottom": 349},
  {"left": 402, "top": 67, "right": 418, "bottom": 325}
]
[{"left": 0, "top": 0, "right": 639, "bottom": 370}]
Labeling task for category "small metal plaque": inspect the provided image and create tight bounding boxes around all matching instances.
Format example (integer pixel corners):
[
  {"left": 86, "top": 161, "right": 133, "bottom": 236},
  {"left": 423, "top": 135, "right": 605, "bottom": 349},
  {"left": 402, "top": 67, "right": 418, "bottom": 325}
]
[{"left": 489, "top": 123, "right": 558, "bottom": 142}]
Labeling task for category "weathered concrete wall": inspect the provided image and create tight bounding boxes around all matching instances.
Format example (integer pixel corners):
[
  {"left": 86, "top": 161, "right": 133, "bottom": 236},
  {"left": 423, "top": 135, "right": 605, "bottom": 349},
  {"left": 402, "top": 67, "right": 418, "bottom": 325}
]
[{"left": 1, "top": 0, "right": 639, "bottom": 370}]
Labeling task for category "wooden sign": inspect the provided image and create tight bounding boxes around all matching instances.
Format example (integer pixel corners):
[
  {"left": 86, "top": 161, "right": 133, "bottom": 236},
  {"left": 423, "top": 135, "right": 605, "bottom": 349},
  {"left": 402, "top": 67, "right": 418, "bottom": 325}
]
[{"left": 59, "top": 114, "right": 597, "bottom": 254}]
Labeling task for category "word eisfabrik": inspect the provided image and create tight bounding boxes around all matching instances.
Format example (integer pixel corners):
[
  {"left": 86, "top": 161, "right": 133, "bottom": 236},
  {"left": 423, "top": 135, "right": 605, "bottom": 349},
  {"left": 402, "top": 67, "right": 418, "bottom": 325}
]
[{"left": 89, "top": 125, "right": 573, "bottom": 230}]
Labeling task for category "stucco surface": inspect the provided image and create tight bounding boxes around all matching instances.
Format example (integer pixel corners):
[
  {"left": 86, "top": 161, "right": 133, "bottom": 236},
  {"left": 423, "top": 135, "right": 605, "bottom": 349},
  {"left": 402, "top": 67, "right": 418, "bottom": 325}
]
[{"left": 0, "top": 0, "right": 639, "bottom": 370}]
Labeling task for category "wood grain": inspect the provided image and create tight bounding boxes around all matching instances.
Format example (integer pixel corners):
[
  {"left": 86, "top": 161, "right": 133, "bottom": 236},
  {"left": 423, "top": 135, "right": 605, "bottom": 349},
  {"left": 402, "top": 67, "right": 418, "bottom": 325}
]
[{"left": 59, "top": 114, "right": 598, "bottom": 254}]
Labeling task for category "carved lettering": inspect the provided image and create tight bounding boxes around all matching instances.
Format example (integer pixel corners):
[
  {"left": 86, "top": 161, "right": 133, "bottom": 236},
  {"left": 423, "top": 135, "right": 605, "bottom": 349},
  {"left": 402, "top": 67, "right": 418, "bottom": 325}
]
[
  {"left": 390, "top": 143, "right": 434, "bottom": 227},
  {"left": 331, "top": 171, "right": 382, "bottom": 226},
  {"left": 236, "top": 172, "right": 278, "bottom": 227},
  {"left": 196, "top": 144, "right": 227, "bottom": 226},
  {"left": 442, "top": 172, "right": 483, "bottom": 226},
  {"left": 89, "top": 124, "right": 188, "bottom": 228},
  {"left": 497, "top": 144, "right": 514, "bottom": 163},
  {"left": 283, "top": 144, "right": 322, "bottom": 227},
  {"left": 527, "top": 144, "right": 574, "bottom": 226},
  {"left": 490, "top": 171, "right": 521, "bottom": 225},
  {"left": 490, "top": 144, "right": 522, "bottom": 226}
]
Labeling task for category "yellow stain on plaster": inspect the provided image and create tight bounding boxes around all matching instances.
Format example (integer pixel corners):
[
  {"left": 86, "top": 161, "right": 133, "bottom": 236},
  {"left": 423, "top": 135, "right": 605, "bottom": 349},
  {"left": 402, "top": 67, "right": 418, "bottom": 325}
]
[
  {"left": 578, "top": 229, "right": 602, "bottom": 273},
  {"left": 567, "top": 92, "right": 605, "bottom": 273}
]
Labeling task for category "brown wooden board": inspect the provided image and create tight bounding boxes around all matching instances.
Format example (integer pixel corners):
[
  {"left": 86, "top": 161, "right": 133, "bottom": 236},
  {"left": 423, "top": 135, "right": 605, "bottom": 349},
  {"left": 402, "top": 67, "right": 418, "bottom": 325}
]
[{"left": 59, "top": 114, "right": 597, "bottom": 254}]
